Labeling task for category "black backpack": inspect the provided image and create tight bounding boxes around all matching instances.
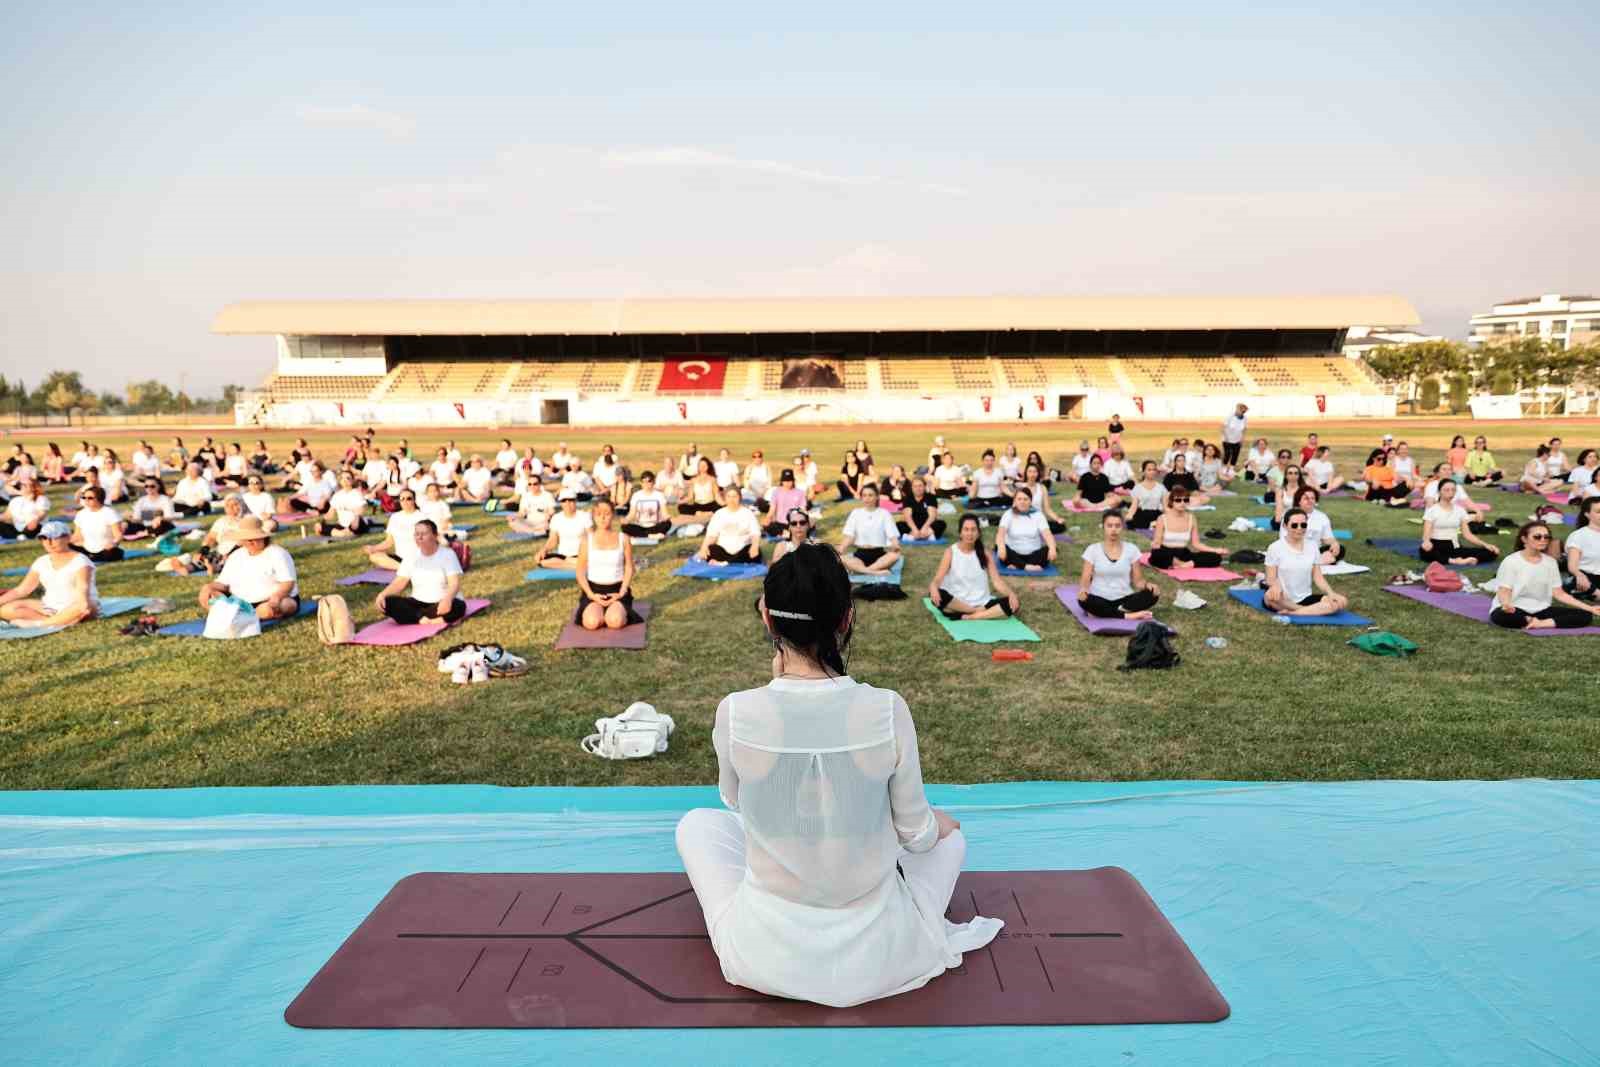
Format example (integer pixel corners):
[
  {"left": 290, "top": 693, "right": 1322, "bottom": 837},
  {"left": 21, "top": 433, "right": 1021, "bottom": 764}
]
[{"left": 1118, "top": 621, "right": 1180, "bottom": 671}]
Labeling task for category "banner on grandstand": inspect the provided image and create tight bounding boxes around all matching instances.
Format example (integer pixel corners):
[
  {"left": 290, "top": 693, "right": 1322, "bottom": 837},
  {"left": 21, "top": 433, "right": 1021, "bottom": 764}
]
[
  {"left": 981, "top": 395, "right": 991, "bottom": 413},
  {"left": 453, "top": 402, "right": 465, "bottom": 419},
  {"left": 1133, "top": 396, "right": 1145, "bottom": 414},
  {"left": 676, "top": 402, "right": 688, "bottom": 419},
  {"left": 658, "top": 358, "right": 728, "bottom": 392},
  {"left": 1034, "top": 394, "right": 1045, "bottom": 411},
  {"left": 1315, "top": 394, "right": 1326, "bottom": 413},
  {"left": 781, "top": 358, "right": 844, "bottom": 390}
]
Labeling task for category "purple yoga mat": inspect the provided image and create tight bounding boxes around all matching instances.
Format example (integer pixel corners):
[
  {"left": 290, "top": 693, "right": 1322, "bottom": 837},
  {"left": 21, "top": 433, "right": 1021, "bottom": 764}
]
[
  {"left": 349, "top": 598, "right": 492, "bottom": 646},
  {"left": 1055, "top": 585, "right": 1174, "bottom": 635},
  {"left": 554, "top": 601, "right": 652, "bottom": 650},
  {"left": 336, "top": 568, "right": 395, "bottom": 586},
  {"left": 1383, "top": 584, "right": 1600, "bottom": 636}
]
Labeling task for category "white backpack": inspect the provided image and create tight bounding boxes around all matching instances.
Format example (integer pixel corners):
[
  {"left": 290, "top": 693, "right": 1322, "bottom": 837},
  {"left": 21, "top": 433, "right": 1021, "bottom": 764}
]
[{"left": 582, "top": 702, "right": 675, "bottom": 760}]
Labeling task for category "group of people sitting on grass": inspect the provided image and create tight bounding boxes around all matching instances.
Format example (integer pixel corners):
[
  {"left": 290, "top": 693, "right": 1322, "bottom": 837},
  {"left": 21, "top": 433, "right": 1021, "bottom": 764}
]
[{"left": 4, "top": 423, "right": 1600, "bottom": 633}]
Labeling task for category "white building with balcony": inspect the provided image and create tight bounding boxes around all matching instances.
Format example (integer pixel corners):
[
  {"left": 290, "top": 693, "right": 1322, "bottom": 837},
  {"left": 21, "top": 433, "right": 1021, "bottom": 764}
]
[{"left": 1469, "top": 293, "right": 1600, "bottom": 350}]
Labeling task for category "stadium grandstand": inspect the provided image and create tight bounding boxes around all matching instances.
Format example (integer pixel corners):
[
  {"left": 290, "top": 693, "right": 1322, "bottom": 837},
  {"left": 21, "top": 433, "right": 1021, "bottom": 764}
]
[{"left": 215, "top": 295, "right": 1414, "bottom": 427}]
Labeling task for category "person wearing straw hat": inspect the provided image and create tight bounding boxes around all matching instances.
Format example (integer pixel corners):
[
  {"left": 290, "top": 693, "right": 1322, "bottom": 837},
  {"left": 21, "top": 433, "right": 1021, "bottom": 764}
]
[
  {"left": 0, "top": 520, "right": 100, "bottom": 627},
  {"left": 197, "top": 516, "right": 299, "bottom": 620}
]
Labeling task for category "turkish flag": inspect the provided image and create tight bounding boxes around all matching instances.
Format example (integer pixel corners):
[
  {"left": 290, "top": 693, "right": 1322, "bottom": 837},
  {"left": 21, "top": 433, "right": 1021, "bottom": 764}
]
[
  {"left": 1133, "top": 396, "right": 1145, "bottom": 415},
  {"left": 1315, "top": 394, "right": 1327, "bottom": 413},
  {"left": 658, "top": 357, "right": 728, "bottom": 392},
  {"left": 1034, "top": 394, "right": 1045, "bottom": 411}
]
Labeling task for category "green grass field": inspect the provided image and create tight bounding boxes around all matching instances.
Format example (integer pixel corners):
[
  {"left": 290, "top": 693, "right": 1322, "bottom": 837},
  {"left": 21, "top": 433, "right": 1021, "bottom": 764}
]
[{"left": 2, "top": 417, "right": 1596, "bottom": 791}]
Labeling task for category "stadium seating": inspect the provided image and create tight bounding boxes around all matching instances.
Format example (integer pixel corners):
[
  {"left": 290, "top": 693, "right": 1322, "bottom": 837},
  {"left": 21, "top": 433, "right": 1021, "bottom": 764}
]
[
  {"left": 260, "top": 375, "right": 384, "bottom": 401},
  {"left": 878, "top": 358, "right": 960, "bottom": 393}
]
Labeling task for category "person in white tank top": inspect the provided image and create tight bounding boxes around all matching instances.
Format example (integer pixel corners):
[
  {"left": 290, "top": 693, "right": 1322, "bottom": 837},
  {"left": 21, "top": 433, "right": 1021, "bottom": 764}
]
[
  {"left": 574, "top": 498, "right": 641, "bottom": 630},
  {"left": 1148, "top": 490, "right": 1229, "bottom": 570},
  {"left": 928, "top": 514, "right": 1019, "bottom": 620}
]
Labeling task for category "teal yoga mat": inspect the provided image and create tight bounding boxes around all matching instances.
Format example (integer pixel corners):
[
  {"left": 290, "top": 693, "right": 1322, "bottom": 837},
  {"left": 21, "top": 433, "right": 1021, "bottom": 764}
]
[{"left": 921, "top": 596, "right": 1041, "bottom": 642}]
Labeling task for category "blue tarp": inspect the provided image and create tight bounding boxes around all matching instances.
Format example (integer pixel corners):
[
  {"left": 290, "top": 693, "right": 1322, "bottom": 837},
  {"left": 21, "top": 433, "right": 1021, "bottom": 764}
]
[{"left": 1, "top": 779, "right": 1595, "bottom": 1066}]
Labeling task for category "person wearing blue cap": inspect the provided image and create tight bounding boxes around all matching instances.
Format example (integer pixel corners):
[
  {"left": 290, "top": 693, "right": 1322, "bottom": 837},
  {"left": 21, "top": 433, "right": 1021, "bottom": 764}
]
[{"left": 0, "top": 519, "right": 100, "bottom": 627}]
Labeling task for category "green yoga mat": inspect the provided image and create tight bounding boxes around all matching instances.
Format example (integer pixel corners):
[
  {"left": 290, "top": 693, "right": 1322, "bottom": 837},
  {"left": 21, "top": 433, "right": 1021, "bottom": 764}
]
[{"left": 921, "top": 597, "right": 1041, "bottom": 643}]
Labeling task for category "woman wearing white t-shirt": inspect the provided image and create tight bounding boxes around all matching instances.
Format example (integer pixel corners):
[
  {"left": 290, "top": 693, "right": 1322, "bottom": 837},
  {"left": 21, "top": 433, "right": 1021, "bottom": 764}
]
[
  {"left": 457, "top": 457, "right": 497, "bottom": 503},
  {"left": 1103, "top": 445, "right": 1135, "bottom": 491},
  {"left": 511, "top": 482, "right": 558, "bottom": 537},
  {"left": 1565, "top": 498, "right": 1600, "bottom": 599},
  {"left": 711, "top": 448, "right": 739, "bottom": 491},
  {"left": 493, "top": 440, "right": 519, "bottom": 479},
  {"left": 99, "top": 453, "right": 128, "bottom": 503},
  {"left": 839, "top": 485, "right": 902, "bottom": 575},
  {"left": 71, "top": 487, "right": 125, "bottom": 562},
  {"left": 1263, "top": 508, "right": 1348, "bottom": 617},
  {"left": 366, "top": 489, "right": 425, "bottom": 571},
  {"left": 198, "top": 517, "right": 299, "bottom": 619},
  {"left": 125, "top": 479, "right": 178, "bottom": 539},
  {"left": 171, "top": 463, "right": 215, "bottom": 517},
  {"left": 1490, "top": 522, "right": 1598, "bottom": 630},
  {"left": 1303, "top": 446, "right": 1345, "bottom": 494},
  {"left": 968, "top": 450, "right": 1009, "bottom": 508},
  {"left": 536, "top": 491, "right": 593, "bottom": 570},
  {"left": 931, "top": 453, "right": 967, "bottom": 500},
  {"left": 376, "top": 520, "right": 466, "bottom": 625},
  {"left": 574, "top": 497, "right": 641, "bottom": 630},
  {"left": 1245, "top": 438, "right": 1274, "bottom": 482},
  {"left": 996, "top": 487, "right": 1056, "bottom": 571},
  {"left": 1420, "top": 463, "right": 1488, "bottom": 521},
  {"left": 742, "top": 450, "right": 773, "bottom": 504},
  {"left": 620, "top": 471, "right": 671, "bottom": 538},
  {"left": 419, "top": 483, "right": 457, "bottom": 541},
  {"left": 1279, "top": 486, "right": 1344, "bottom": 564},
  {"left": 1127, "top": 461, "right": 1168, "bottom": 529},
  {"left": 999, "top": 442, "right": 1023, "bottom": 485},
  {"left": 929, "top": 514, "right": 1018, "bottom": 620},
  {"left": 1420, "top": 481, "right": 1499, "bottom": 566},
  {"left": 1519, "top": 446, "right": 1564, "bottom": 494},
  {"left": 218, "top": 444, "right": 249, "bottom": 488},
  {"left": 697, "top": 486, "right": 763, "bottom": 565},
  {"left": 0, "top": 480, "right": 50, "bottom": 539},
  {"left": 1568, "top": 449, "right": 1597, "bottom": 494},
  {"left": 1077, "top": 510, "right": 1158, "bottom": 619},
  {"left": 675, "top": 543, "right": 1000, "bottom": 1008},
  {"left": 0, "top": 520, "right": 99, "bottom": 627},
  {"left": 240, "top": 476, "right": 280, "bottom": 531},
  {"left": 428, "top": 448, "right": 458, "bottom": 492},
  {"left": 317, "top": 472, "right": 371, "bottom": 538},
  {"left": 130, "top": 442, "right": 161, "bottom": 481}
]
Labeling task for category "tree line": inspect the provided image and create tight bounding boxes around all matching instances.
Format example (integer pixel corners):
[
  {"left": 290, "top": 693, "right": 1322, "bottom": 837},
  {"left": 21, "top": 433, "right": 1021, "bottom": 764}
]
[
  {"left": 0, "top": 371, "right": 246, "bottom": 417},
  {"left": 1362, "top": 337, "right": 1600, "bottom": 412}
]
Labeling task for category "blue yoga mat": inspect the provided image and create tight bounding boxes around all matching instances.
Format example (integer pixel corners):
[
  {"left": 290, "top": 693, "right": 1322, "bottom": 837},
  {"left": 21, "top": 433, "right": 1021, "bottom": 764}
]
[
  {"left": 503, "top": 530, "right": 542, "bottom": 542},
  {"left": 1227, "top": 586, "right": 1372, "bottom": 626},
  {"left": 523, "top": 567, "right": 578, "bottom": 582},
  {"left": 997, "top": 562, "right": 1060, "bottom": 577},
  {"left": 673, "top": 558, "right": 768, "bottom": 581},
  {"left": 156, "top": 599, "right": 316, "bottom": 637},
  {"left": 848, "top": 557, "right": 903, "bottom": 585},
  {"left": 900, "top": 536, "right": 949, "bottom": 546},
  {"left": 2, "top": 566, "right": 25, "bottom": 577},
  {"left": 1, "top": 779, "right": 1593, "bottom": 1065}
]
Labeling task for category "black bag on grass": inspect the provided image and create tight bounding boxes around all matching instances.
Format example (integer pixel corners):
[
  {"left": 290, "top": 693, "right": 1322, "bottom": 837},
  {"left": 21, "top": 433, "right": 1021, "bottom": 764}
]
[
  {"left": 1118, "top": 621, "right": 1180, "bottom": 671},
  {"left": 1231, "top": 548, "right": 1266, "bottom": 564},
  {"left": 852, "top": 583, "right": 907, "bottom": 601}
]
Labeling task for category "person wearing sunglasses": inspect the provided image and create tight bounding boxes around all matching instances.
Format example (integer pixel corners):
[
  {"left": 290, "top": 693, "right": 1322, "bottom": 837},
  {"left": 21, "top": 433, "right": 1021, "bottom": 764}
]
[
  {"left": 1280, "top": 486, "right": 1344, "bottom": 564},
  {"left": 124, "top": 479, "right": 178, "bottom": 539},
  {"left": 1462, "top": 436, "right": 1502, "bottom": 485},
  {"left": 364, "top": 488, "right": 425, "bottom": 571},
  {"left": 1490, "top": 521, "right": 1600, "bottom": 630},
  {"left": 769, "top": 507, "right": 812, "bottom": 566},
  {"left": 534, "top": 490, "right": 594, "bottom": 571},
  {"left": 1149, "top": 490, "right": 1229, "bottom": 570},
  {"left": 1262, "top": 508, "right": 1350, "bottom": 617}
]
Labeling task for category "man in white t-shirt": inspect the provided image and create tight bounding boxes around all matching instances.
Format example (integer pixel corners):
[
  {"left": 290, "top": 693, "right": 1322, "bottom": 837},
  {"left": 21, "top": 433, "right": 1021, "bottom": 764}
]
[
  {"left": 1220, "top": 404, "right": 1248, "bottom": 467},
  {"left": 536, "top": 490, "right": 594, "bottom": 570},
  {"left": 620, "top": 472, "right": 670, "bottom": 537},
  {"left": 458, "top": 457, "right": 496, "bottom": 503},
  {"left": 0, "top": 520, "right": 100, "bottom": 627},
  {"left": 549, "top": 442, "right": 574, "bottom": 472},
  {"left": 996, "top": 487, "right": 1057, "bottom": 571},
  {"left": 198, "top": 517, "right": 299, "bottom": 619},
  {"left": 172, "top": 463, "right": 215, "bottom": 517},
  {"left": 839, "top": 484, "right": 901, "bottom": 574},
  {"left": 493, "top": 439, "right": 519, "bottom": 478},
  {"left": 376, "top": 519, "right": 466, "bottom": 625},
  {"left": 697, "top": 486, "right": 762, "bottom": 564},
  {"left": 445, "top": 441, "right": 463, "bottom": 469},
  {"left": 512, "top": 481, "right": 557, "bottom": 537}
]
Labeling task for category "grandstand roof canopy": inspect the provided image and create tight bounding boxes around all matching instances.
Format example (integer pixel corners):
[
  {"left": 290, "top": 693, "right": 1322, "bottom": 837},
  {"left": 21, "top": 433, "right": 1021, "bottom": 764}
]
[{"left": 213, "top": 295, "right": 1419, "bottom": 337}]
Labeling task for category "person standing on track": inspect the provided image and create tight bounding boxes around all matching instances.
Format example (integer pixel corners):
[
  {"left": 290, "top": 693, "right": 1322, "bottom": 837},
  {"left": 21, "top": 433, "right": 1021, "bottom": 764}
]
[{"left": 1220, "top": 403, "right": 1248, "bottom": 467}]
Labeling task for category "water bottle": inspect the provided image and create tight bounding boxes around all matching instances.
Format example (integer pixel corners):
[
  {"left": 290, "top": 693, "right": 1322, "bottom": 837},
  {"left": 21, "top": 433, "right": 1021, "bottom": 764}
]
[
  {"left": 1271, "top": 614, "right": 1292, "bottom": 625},
  {"left": 1204, "top": 636, "right": 1228, "bottom": 650}
]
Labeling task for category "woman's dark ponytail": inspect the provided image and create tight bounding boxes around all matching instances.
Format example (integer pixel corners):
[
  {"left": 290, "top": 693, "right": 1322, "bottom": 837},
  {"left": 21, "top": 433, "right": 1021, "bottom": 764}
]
[{"left": 763, "top": 542, "right": 854, "bottom": 676}]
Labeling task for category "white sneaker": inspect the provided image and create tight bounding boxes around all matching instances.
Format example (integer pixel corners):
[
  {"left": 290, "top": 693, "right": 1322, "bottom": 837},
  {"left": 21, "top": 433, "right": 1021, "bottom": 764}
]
[
  {"left": 1173, "top": 590, "right": 1207, "bottom": 610},
  {"left": 451, "top": 661, "right": 470, "bottom": 684},
  {"left": 470, "top": 655, "right": 489, "bottom": 684}
]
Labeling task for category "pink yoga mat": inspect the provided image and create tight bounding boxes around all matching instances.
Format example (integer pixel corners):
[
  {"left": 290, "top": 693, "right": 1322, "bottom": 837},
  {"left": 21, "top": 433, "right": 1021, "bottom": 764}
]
[
  {"left": 1055, "top": 585, "right": 1174, "bottom": 635},
  {"left": 349, "top": 598, "right": 491, "bottom": 645},
  {"left": 554, "top": 601, "right": 652, "bottom": 650},
  {"left": 1137, "top": 553, "right": 1242, "bottom": 582},
  {"left": 1383, "top": 584, "right": 1600, "bottom": 636}
]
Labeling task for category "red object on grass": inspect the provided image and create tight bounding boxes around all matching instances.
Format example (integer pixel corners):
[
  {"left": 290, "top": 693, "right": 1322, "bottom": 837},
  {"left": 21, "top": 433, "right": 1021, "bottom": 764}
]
[{"left": 991, "top": 649, "right": 1033, "bottom": 661}]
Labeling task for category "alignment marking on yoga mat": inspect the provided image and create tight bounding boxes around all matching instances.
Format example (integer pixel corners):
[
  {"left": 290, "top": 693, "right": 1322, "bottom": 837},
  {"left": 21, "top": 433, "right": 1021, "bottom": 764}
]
[
  {"left": 496, "top": 892, "right": 521, "bottom": 928},
  {"left": 287, "top": 870, "right": 1227, "bottom": 1027}
]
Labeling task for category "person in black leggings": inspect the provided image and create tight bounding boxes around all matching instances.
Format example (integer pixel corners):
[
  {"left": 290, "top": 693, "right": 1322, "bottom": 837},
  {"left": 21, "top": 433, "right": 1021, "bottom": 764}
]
[
  {"left": 1077, "top": 510, "right": 1160, "bottom": 619},
  {"left": 1148, "top": 490, "right": 1228, "bottom": 569},
  {"left": 1489, "top": 521, "right": 1599, "bottom": 630}
]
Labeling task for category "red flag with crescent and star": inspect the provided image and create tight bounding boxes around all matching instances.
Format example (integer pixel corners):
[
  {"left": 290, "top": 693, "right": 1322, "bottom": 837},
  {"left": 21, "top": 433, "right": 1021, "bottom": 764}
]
[{"left": 658, "top": 357, "right": 728, "bottom": 392}]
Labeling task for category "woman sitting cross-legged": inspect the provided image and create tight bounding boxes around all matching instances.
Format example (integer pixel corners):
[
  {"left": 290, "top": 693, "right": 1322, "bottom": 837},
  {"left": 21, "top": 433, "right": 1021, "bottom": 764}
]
[
  {"left": 365, "top": 488, "right": 426, "bottom": 571},
  {"left": 1077, "top": 509, "right": 1159, "bottom": 619},
  {"left": 620, "top": 470, "right": 671, "bottom": 538},
  {"left": 197, "top": 516, "right": 300, "bottom": 620},
  {"left": 70, "top": 486, "right": 125, "bottom": 563},
  {"left": 1072, "top": 454, "right": 1116, "bottom": 509},
  {"left": 0, "top": 520, "right": 99, "bottom": 628},
  {"left": 697, "top": 485, "right": 763, "bottom": 565},
  {"left": 1148, "top": 490, "right": 1229, "bottom": 570},
  {"left": 895, "top": 475, "right": 947, "bottom": 541},
  {"left": 1361, "top": 448, "right": 1408, "bottom": 506},
  {"left": 1126, "top": 460, "right": 1168, "bottom": 529},
  {"left": 167, "top": 493, "right": 253, "bottom": 577},
  {"left": 839, "top": 483, "right": 902, "bottom": 575},
  {"left": 1018, "top": 462, "right": 1068, "bottom": 534},
  {"left": 535, "top": 490, "right": 594, "bottom": 570},
  {"left": 1420, "top": 480, "right": 1501, "bottom": 566},
  {"left": 679, "top": 457, "right": 721, "bottom": 517},
  {"left": 316, "top": 471, "right": 371, "bottom": 538},
  {"left": 769, "top": 506, "right": 813, "bottom": 566},
  {"left": 1519, "top": 445, "right": 1565, "bottom": 495},
  {"left": 1489, "top": 521, "right": 1600, "bottom": 630},
  {"left": 1281, "top": 485, "right": 1344, "bottom": 564},
  {"left": 931, "top": 451, "right": 967, "bottom": 500},
  {"left": 574, "top": 497, "right": 643, "bottom": 630},
  {"left": 375, "top": 519, "right": 466, "bottom": 626},
  {"left": 123, "top": 478, "right": 178, "bottom": 539},
  {"left": 0, "top": 479, "right": 50, "bottom": 540},
  {"left": 674, "top": 543, "right": 1001, "bottom": 1008},
  {"left": 239, "top": 475, "right": 279, "bottom": 531},
  {"left": 836, "top": 451, "right": 870, "bottom": 502},
  {"left": 509, "top": 478, "right": 557, "bottom": 538},
  {"left": 967, "top": 449, "right": 1009, "bottom": 508},
  {"left": 1565, "top": 497, "right": 1600, "bottom": 601},
  {"left": 928, "top": 514, "right": 1020, "bottom": 620},
  {"left": 1262, "top": 508, "right": 1350, "bottom": 617},
  {"left": 995, "top": 486, "right": 1056, "bottom": 571}
]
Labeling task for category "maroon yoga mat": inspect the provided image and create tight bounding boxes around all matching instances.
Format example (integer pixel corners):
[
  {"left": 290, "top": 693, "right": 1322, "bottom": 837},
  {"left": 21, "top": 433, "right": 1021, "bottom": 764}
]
[
  {"left": 286, "top": 868, "right": 1228, "bottom": 1029},
  {"left": 554, "top": 601, "right": 652, "bottom": 650}
]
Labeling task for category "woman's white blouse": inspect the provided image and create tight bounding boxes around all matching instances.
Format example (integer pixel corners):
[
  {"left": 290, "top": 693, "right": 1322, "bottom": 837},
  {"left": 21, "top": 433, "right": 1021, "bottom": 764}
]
[{"left": 710, "top": 677, "right": 967, "bottom": 1006}]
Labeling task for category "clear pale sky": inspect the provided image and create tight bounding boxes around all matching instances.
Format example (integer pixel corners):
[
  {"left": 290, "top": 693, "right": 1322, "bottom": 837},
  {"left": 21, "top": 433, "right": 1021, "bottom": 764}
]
[{"left": 2, "top": 1, "right": 1596, "bottom": 395}]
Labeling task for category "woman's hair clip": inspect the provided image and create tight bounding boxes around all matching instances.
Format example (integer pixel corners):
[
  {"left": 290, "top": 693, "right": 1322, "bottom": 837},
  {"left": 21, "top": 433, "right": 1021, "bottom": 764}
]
[{"left": 766, "top": 608, "right": 813, "bottom": 621}]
